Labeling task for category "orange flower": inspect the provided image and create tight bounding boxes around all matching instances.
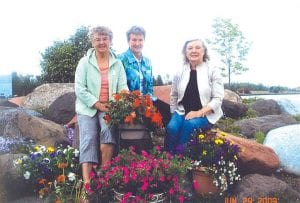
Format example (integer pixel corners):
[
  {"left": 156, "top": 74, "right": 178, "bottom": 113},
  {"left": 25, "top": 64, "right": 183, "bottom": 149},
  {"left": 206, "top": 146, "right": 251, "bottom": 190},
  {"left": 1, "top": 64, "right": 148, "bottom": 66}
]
[
  {"left": 152, "top": 112, "right": 163, "bottom": 127},
  {"left": 144, "top": 95, "right": 152, "bottom": 106},
  {"left": 113, "top": 93, "right": 121, "bottom": 101},
  {"left": 55, "top": 199, "right": 62, "bottom": 203},
  {"left": 132, "top": 90, "right": 141, "bottom": 96},
  {"left": 56, "top": 174, "right": 65, "bottom": 183},
  {"left": 38, "top": 178, "right": 46, "bottom": 185},
  {"left": 133, "top": 98, "right": 141, "bottom": 108},
  {"left": 124, "top": 115, "right": 133, "bottom": 124},
  {"left": 144, "top": 107, "right": 152, "bottom": 118},
  {"left": 57, "top": 162, "right": 68, "bottom": 169}
]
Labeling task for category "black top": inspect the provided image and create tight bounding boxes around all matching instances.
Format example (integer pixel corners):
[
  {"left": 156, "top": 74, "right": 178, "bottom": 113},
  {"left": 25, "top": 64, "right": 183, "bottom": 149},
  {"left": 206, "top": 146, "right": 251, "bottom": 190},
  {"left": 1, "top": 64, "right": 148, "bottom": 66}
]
[{"left": 180, "top": 69, "right": 202, "bottom": 114}]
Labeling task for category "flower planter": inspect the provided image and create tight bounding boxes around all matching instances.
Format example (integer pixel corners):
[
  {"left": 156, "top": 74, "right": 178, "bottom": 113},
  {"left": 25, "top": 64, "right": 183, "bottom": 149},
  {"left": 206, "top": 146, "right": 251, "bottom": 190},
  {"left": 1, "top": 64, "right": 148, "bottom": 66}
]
[
  {"left": 192, "top": 167, "right": 219, "bottom": 197},
  {"left": 118, "top": 123, "right": 153, "bottom": 152},
  {"left": 113, "top": 189, "right": 167, "bottom": 203},
  {"left": 119, "top": 123, "right": 150, "bottom": 140}
]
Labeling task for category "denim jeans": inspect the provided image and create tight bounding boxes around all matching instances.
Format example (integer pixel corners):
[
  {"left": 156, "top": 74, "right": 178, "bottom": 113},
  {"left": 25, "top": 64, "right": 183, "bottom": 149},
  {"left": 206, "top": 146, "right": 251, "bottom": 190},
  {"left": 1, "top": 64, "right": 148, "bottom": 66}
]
[{"left": 165, "top": 111, "right": 213, "bottom": 153}]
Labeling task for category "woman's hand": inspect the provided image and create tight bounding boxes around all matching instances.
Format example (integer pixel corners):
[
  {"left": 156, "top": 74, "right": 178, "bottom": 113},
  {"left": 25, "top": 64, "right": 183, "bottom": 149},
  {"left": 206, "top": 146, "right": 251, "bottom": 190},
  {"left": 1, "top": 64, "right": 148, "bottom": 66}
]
[
  {"left": 94, "top": 101, "right": 109, "bottom": 112},
  {"left": 185, "top": 106, "right": 212, "bottom": 120}
]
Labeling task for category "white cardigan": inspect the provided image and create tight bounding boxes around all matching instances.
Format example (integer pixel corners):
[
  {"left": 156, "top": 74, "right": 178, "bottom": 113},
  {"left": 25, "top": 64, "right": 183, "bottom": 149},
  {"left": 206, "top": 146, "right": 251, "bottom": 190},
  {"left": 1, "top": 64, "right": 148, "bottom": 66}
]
[{"left": 170, "top": 62, "right": 224, "bottom": 124}]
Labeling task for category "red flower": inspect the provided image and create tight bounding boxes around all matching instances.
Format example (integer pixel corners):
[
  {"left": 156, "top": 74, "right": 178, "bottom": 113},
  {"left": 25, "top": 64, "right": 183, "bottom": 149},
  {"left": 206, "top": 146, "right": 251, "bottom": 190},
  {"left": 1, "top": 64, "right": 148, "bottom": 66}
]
[{"left": 133, "top": 98, "right": 141, "bottom": 108}]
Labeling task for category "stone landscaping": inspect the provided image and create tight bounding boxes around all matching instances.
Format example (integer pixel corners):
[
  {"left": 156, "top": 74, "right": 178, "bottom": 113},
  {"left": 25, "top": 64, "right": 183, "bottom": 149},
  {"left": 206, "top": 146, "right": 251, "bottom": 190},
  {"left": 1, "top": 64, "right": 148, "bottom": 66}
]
[{"left": 0, "top": 84, "right": 299, "bottom": 202}]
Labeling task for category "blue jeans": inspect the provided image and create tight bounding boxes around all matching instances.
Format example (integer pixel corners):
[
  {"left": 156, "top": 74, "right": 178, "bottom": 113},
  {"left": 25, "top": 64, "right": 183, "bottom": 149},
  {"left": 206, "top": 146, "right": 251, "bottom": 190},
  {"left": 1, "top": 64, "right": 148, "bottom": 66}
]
[{"left": 165, "top": 111, "right": 213, "bottom": 153}]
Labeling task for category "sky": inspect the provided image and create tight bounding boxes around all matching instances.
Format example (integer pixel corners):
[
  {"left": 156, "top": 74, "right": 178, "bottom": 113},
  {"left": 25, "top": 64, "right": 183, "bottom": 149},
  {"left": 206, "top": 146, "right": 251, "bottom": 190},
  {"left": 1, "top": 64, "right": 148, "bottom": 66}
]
[{"left": 0, "top": 0, "right": 300, "bottom": 88}]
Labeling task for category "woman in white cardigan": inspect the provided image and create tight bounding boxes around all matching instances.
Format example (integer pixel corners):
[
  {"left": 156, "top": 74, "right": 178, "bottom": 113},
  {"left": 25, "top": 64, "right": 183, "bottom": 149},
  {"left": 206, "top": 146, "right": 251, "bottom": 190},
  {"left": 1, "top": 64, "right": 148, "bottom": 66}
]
[{"left": 165, "top": 39, "right": 224, "bottom": 153}]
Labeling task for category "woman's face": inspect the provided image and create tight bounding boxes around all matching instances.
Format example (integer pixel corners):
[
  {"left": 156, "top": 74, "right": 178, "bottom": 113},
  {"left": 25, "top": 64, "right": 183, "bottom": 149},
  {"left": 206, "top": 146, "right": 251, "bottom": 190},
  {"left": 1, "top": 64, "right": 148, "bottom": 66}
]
[
  {"left": 92, "top": 33, "right": 111, "bottom": 54},
  {"left": 185, "top": 40, "right": 204, "bottom": 65},
  {"left": 128, "top": 34, "right": 144, "bottom": 56}
]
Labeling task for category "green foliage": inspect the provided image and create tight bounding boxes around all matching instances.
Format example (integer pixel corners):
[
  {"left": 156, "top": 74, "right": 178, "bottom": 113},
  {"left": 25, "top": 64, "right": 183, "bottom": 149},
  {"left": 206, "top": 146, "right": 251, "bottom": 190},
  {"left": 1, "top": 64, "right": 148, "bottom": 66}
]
[
  {"left": 254, "top": 131, "right": 266, "bottom": 144},
  {"left": 40, "top": 26, "right": 90, "bottom": 83},
  {"left": 293, "top": 114, "right": 300, "bottom": 122},
  {"left": 207, "top": 18, "right": 251, "bottom": 88},
  {"left": 12, "top": 72, "right": 42, "bottom": 96},
  {"left": 215, "top": 118, "right": 240, "bottom": 135}
]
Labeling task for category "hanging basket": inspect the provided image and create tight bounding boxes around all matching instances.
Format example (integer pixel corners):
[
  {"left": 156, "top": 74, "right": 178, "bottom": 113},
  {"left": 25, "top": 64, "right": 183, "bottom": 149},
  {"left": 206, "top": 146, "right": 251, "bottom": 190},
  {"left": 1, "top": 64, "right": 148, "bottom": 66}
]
[{"left": 192, "top": 167, "right": 220, "bottom": 197}]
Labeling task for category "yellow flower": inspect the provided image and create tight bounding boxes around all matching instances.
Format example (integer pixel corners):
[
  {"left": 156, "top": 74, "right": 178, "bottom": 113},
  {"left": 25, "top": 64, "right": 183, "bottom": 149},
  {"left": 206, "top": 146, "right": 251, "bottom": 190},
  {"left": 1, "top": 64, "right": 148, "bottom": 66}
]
[
  {"left": 214, "top": 138, "right": 224, "bottom": 145},
  {"left": 220, "top": 132, "right": 227, "bottom": 137},
  {"left": 15, "top": 158, "right": 22, "bottom": 165},
  {"left": 34, "top": 145, "right": 40, "bottom": 151},
  {"left": 47, "top": 147, "right": 55, "bottom": 153},
  {"left": 198, "top": 134, "right": 205, "bottom": 140},
  {"left": 202, "top": 150, "right": 207, "bottom": 155}
]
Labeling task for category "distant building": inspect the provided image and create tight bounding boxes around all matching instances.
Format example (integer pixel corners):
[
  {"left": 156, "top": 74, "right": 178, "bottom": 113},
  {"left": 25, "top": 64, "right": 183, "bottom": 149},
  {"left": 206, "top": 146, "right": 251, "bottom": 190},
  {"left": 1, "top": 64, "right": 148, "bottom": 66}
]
[{"left": 0, "top": 74, "right": 12, "bottom": 98}]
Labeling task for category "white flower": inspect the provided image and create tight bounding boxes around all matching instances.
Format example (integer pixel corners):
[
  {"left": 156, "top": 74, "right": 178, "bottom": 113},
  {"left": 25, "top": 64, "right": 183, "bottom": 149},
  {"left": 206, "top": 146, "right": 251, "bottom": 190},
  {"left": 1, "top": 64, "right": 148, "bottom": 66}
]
[
  {"left": 42, "top": 158, "right": 50, "bottom": 164},
  {"left": 24, "top": 171, "right": 31, "bottom": 179},
  {"left": 74, "top": 149, "right": 79, "bottom": 157},
  {"left": 68, "top": 172, "right": 76, "bottom": 181}
]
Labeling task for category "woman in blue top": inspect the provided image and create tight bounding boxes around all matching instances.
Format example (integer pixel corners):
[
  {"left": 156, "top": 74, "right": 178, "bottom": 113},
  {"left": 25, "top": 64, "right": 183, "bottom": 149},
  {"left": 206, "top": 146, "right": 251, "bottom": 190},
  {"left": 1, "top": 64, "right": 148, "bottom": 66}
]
[
  {"left": 118, "top": 26, "right": 153, "bottom": 96},
  {"left": 165, "top": 38, "right": 224, "bottom": 154}
]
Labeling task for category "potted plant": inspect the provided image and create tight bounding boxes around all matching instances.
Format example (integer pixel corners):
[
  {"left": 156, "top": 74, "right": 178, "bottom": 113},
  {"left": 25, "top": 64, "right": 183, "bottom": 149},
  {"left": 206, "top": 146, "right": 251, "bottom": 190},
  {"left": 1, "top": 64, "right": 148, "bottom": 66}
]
[
  {"left": 182, "top": 129, "right": 241, "bottom": 196},
  {"left": 14, "top": 144, "right": 82, "bottom": 202},
  {"left": 104, "top": 90, "right": 164, "bottom": 151},
  {"left": 86, "top": 146, "right": 193, "bottom": 202},
  {"left": 104, "top": 90, "right": 163, "bottom": 132}
]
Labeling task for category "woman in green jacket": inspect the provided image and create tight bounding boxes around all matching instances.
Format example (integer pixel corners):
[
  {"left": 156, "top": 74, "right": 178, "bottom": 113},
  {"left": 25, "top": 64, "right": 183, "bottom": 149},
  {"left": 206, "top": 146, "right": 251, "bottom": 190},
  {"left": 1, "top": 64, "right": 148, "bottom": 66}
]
[{"left": 74, "top": 26, "right": 128, "bottom": 188}]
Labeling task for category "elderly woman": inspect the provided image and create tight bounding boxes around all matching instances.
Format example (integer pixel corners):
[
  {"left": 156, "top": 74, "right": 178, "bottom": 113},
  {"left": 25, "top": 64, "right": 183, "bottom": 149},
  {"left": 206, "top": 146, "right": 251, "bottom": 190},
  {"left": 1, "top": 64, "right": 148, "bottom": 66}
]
[
  {"left": 164, "top": 39, "right": 224, "bottom": 153},
  {"left": 74, "top": 26, "right": 128, "bottom": 186}
]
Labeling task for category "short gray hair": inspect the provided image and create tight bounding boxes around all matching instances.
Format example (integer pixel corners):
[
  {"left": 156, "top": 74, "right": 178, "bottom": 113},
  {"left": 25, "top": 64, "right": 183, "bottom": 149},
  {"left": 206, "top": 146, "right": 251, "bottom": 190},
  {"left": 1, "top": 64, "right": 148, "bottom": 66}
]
[
  {"left": 88, "top": 26, "right": 113, "bottom": 42},
  {"left": 126, "top": 26, "right": 146, "bottom": 42},
  {"left": 182, "top": 39, "right": 210, "bottom": 63}
]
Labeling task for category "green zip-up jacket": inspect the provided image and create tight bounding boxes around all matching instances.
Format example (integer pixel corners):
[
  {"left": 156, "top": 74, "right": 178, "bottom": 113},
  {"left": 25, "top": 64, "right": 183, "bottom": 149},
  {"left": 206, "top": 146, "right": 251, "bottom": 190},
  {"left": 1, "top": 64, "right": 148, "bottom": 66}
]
[{"left": 75, "top": 48, "right": 128, "bottom": 117}]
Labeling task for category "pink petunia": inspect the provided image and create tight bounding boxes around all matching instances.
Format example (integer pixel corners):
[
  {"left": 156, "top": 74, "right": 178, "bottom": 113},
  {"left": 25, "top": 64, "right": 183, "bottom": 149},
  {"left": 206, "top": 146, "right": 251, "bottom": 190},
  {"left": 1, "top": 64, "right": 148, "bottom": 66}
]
[{"left": 193, "top": 179, "right": 199, "bottom": 190}]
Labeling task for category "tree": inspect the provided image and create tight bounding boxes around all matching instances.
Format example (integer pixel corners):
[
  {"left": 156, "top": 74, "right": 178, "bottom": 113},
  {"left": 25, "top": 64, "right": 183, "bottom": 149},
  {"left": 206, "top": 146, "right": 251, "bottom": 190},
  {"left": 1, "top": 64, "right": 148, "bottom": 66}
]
[
  {"left": 155, "top": 74, "right": 164, "bottom": 86},
  {"left": 40, "top": 26, "right": 90, "bottom": 83},
  {"left": 12, "top": 72, "right": 42, "bottom": 96},
  {"left": 207, "top": 18, "right": 251, "bottom": 88}
]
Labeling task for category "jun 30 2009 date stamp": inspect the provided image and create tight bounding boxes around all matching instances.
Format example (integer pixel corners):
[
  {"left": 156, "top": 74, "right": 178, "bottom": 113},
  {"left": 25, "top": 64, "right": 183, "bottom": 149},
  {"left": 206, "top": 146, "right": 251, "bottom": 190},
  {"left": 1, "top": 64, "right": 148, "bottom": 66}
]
[{"left": 224, "top": 196, "right": 279, "bottom": 203}]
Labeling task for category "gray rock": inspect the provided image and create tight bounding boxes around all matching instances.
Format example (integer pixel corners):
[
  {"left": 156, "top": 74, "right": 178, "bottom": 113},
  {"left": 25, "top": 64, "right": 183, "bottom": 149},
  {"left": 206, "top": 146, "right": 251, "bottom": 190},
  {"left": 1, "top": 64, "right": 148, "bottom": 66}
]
[
  {"left": 222, "top": 99, "right": 248, "bottom": 119},
  {"left": 250, "top": 99, "right": 282, "bottom": 116},
  {"left": 234, "top": 114, "right": 297, "bottom": 138},
  {"left": 233, "top": 174, "right": 300, "bottom": 202},
  {"left": 264, "top": 124, "right": 300, "bottom": 176},
  {"left": 0, "top": 107, "right": 68, "bottom": 147},
  {"left": 47, "top": 92, "right": 76, "bottom": 124},
  {"left": 23, "top": 83, "right": 74, "bottom": 112}
]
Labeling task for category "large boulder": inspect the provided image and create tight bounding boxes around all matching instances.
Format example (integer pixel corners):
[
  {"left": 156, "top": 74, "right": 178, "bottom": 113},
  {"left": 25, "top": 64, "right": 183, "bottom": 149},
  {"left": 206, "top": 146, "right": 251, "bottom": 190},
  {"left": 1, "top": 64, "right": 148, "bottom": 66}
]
[
  {"left": 218, "top": 131, "right": 279, "bottom": 175},
  {"left": 233, "top": 174, "right": 300, "bottom": 202},
  {"left": 224, "top": 89, "right": 242, "bottom": 103},
  {"left": 264, "top": 124, "right": 300, "bottom": 176},
  {"left": 47, "top": 92, "right": 76, "bottom": 124},
  {"left": 154, "top": 85, "right": 171, "bottom": 104},
  {"left": 22, "top": 83, "right": 74, "bottom": 112},
  {"left": 0, "top": 153, "right": 35, "bottom": 202},
  {"left": 221, "top": 99, "right": 248, "bottom": 119},
  {"left": 0, "top": 107, "right": 68, "bottom": 147},
  {"left": 250, "top": 99, "right": 282, "bottom": 116},
  {"left": 234, "top": 114, "right": 297, "bottom": 138}
]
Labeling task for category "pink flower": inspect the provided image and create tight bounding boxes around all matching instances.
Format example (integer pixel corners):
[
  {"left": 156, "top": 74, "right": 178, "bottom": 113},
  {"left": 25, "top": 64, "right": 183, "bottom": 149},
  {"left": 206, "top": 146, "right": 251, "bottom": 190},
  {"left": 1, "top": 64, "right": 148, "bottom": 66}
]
[
  {"left": 178, "top": 195, "right": 185, "bottom": 203},
  {"left": 193, "top": 179, "right": 199, "bottom": 190},
  {"left": 141, "top": 181, "right": 149, "bottom": 191}
]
